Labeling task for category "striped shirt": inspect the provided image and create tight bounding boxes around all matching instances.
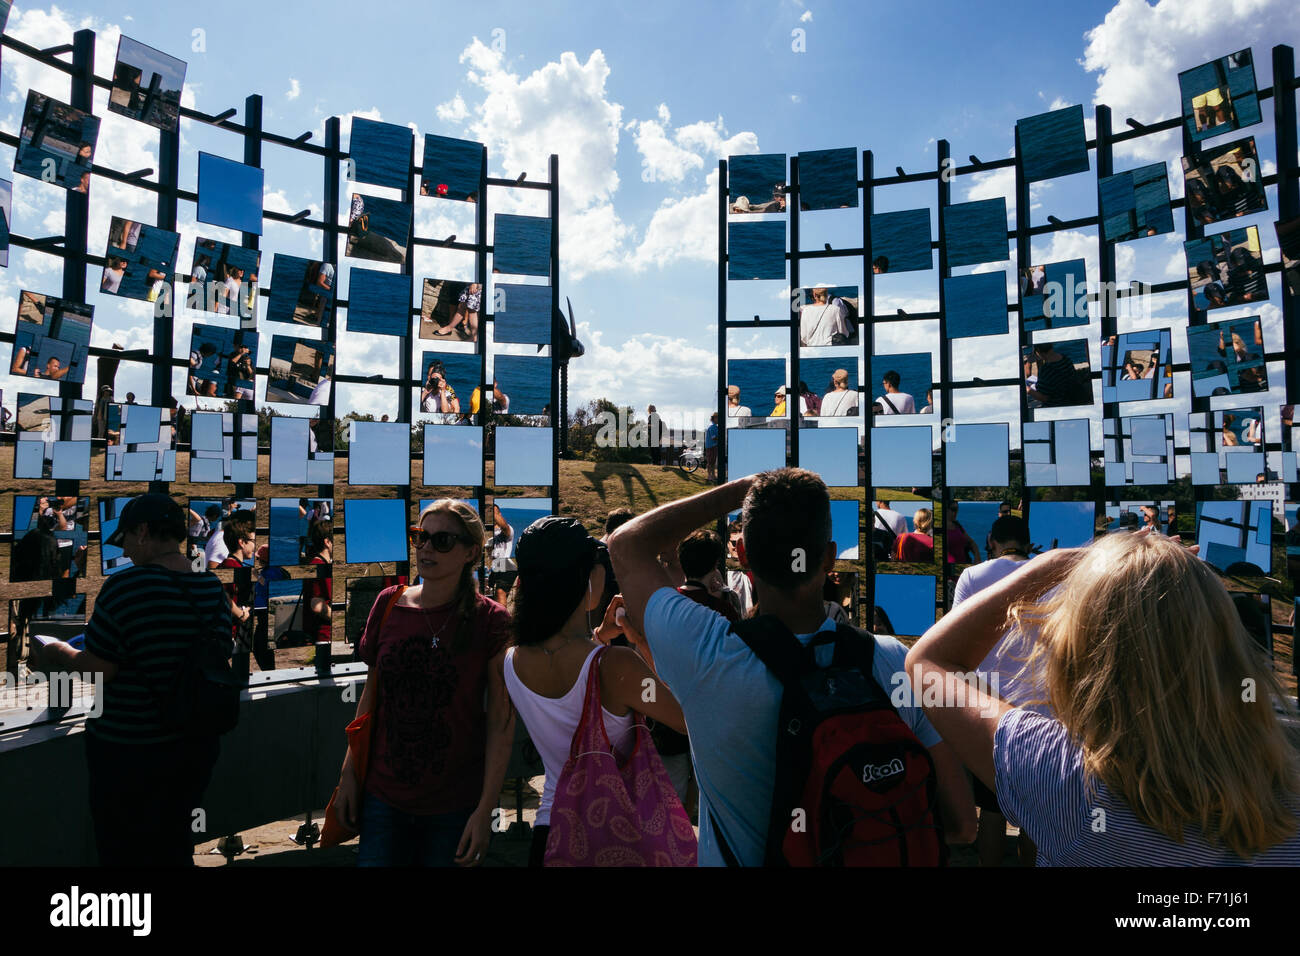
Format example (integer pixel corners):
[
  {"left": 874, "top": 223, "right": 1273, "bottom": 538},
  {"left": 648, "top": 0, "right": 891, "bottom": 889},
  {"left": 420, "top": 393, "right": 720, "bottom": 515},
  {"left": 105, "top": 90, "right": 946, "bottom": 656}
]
[
  {"left": 995, "top": 708, "right": 1300, "bottom": 865},
  {"left": 85, "top": 566, "right": 231, "bottom": 744}
]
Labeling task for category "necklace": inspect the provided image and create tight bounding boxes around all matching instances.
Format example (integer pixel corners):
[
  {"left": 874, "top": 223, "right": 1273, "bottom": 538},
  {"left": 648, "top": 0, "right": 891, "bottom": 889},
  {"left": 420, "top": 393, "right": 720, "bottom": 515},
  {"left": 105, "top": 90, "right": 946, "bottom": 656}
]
[
  {"left": 540, "top": 632, "right": 588, "bottom": 657},
  {"left": 420, "top": 606, "right": 458, "bottom": 649}
]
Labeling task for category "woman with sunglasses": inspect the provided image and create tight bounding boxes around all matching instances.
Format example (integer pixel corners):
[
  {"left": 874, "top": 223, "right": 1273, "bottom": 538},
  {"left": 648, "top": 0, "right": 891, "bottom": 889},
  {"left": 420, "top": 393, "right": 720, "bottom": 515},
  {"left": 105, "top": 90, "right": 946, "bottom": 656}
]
[{"left": 335, "top": 500, "right": 513, "bottom": 867}]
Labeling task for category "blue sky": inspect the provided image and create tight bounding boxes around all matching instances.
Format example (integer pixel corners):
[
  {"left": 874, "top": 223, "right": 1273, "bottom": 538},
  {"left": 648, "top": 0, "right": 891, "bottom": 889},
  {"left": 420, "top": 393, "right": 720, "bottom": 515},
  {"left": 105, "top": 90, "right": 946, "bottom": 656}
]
[{"left": 2, "top": 0, "right": 1298, "bottom": 463}]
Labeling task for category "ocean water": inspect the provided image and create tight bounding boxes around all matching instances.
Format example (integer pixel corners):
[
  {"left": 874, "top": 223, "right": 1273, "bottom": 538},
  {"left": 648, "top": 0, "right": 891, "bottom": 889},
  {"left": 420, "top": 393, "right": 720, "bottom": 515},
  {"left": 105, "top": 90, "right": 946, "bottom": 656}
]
[
  {"left": 945, "top": 271, "right": 1007, "bottom": 338},
  {"left": 347, "top": 268, "right": 411, "bottom": 336},
  {"left": 492, "top": 283, "right": 551, "bottom": 345},
  {"left": 944, "top": 199, "right": 1008, "bottom": 268},
  {"left": 868, "top": 352, "right": 932, "bottom": 409},
  {"left": 104, "top": 220, "right": 180, "bottom": 301},
  {"left": 797, "top": 147, "right": 857, "bottom": 211},
  {"left": 422, "top": 134, "right": 483, "bottom": 201},
  {"left": 727, "top": 358, "right": 785, "bottom": 418},
  {"left": 493, "top": 214, "right": 551, "bottom": 277},
  {"left": 350, "top": 117, "right": 413, "bottom": 191},
  {"left": 269, "top": 500, "right": 332, "bottom": 566},
  {"left": 1018, "top": 104, "right": 1089, "bottom": 182},
  {"left": 728, "top": 220, "right": 786, "bottom": 280},
  {"left": 490, "top": 354, "right": 550, "bottom": 415},
  {"left": 870, "top": 209, "right": 932, "bottom": 273},
  {"left": 1022, "top": 258, "right": 1088, "bottom": 331},
  {"left": 728, "top": 153, "right": 786, "bottom": 209}
]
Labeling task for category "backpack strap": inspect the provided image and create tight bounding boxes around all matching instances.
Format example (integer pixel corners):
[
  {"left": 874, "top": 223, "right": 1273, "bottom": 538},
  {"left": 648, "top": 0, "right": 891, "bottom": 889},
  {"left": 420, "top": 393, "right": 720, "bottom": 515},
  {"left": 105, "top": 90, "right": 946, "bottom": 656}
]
[{"left": 881, "top": 394, "right": 901, "bottom": 415}]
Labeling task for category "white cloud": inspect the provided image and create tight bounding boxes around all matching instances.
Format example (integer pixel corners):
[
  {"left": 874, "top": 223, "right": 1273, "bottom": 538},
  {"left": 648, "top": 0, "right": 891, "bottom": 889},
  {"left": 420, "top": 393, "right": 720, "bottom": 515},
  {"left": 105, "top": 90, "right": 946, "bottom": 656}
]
[
  {"left": 800, "top": 9, "right": 813, "bottom": 21},
  {"left": 287, "top": 78, "right": 301, "bottom": 101},
  {"left": 628, "top": 169, "right": 719, "bottom": 270},
  {"left": 436, "top": 94, "right": 468, "bottom": 122},
  {"left": 1081, "top": 0, "right": 1300, "bottom": 160}
]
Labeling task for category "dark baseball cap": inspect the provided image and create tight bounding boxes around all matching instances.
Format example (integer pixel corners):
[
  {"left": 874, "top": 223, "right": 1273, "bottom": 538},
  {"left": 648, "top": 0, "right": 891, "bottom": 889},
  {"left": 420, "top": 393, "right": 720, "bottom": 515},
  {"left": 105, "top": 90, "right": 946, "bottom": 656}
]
[
  {"left": 515, "top": 516, "right": 604, "bottom": 573},
  {"left": 104, "top": 493, "right": 187, "bottom": 547}
]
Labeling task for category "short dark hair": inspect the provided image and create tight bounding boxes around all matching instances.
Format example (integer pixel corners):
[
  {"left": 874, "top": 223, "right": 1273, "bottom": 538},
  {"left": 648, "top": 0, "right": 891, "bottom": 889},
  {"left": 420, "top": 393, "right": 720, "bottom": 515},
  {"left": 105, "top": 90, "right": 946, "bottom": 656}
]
[
  {"left": 678, "top": 530, "right": 724, "bottom": 581},
  {"left": 223, "top": 517, "right": 252, "bottom": 552},
  {"left": 307, "top": 519, "right": 332, "bottom": 557},
  {"left": 882, "top": 370, "right": 901, "bottom": 389},
  {"left": 604, "top": 507, "right": 635, "bottom": 536},
  {"left": 989, "top": 515, "right": 1029, "bottom": 548},
  {"left": 741, "top": 468, "right": 830, "bottom": 589},
  {"left": 873, "top": 255, "right": 889, "bottom": 273}
]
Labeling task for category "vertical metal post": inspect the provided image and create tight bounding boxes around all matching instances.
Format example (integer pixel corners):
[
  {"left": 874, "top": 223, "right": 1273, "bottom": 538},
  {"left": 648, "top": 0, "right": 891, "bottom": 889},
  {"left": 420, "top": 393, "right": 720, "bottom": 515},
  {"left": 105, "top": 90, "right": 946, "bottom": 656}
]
[
  {"left": 788, "top": 158, "right": 801, "bottom": 469},
  {"left": 1274, "top": 45, "right": 1299, "bottom": 401},
  {"left": 476, "top": 144, "right": 488, "bottom": 523},
  {"left": 717, "top": 159, "right": 728, "bottom": 484},
  {"left": 549, "top": 154, "right": 560, "bottom": 520},
  {"left": 397, "top": 120, "right": 415, "bottom": 589},
  {"left": 1095, "top": 106, "right": 1119, "bottom": 530},
  {"left": 935, "top": 140, "right": 952, "bottom": 622},
  {"left": 1013, "top": 125, "right": 1033, "bottom": 538},
  {"left": 861, "top": 150, "right": 874, "bottom": 626}
]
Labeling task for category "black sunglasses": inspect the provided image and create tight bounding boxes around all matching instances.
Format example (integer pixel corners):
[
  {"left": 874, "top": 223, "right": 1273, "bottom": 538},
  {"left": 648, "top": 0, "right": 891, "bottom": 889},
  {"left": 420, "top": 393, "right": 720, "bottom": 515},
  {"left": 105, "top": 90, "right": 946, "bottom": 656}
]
[{"left": 409, "top": 528, "right": 472, "bottom": 552}]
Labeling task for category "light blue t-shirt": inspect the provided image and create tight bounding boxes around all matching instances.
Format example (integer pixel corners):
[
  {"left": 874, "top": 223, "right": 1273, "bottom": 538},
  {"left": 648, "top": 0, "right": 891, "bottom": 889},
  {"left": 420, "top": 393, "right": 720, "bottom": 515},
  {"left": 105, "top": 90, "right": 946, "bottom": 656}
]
[{"left": 644, "top": 586, "right": 942, "bottom": 866}]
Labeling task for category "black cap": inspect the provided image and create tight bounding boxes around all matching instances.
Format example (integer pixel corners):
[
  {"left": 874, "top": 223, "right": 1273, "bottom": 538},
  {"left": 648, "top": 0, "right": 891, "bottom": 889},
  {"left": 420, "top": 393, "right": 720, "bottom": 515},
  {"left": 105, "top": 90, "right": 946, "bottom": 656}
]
[
  {"left": 105, "top": 493, "right": 186, "bottom": 547},
  {"left": 515, "top": 516, "right": 603, "bottom": 573}
]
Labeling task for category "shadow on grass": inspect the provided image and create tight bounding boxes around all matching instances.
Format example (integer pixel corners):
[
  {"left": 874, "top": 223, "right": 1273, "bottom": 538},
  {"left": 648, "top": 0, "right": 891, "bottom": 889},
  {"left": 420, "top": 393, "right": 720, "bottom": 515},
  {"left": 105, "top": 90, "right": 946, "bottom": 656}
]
[{"left": 578, "top": 462, "right": 659, "bottom": 508}]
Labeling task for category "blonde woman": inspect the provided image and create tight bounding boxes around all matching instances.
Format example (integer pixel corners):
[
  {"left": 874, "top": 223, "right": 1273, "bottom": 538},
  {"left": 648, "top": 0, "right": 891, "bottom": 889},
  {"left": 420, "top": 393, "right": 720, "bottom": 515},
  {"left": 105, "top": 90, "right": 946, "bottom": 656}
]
[
  {"left": 336, "top": 500, "right": 513, "bottom": 867},
  {"left": 906, "top": 531, "right": 1300, "bottom": 864},
  {"left": 891, "top": 507, "right": 934, "bottom": 562}
]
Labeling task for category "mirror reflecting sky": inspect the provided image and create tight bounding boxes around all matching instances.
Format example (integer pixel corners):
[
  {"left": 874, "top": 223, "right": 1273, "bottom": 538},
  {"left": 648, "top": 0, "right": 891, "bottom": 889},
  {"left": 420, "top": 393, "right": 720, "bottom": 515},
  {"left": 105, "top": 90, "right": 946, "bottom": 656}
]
[
  {"left": 495, "top": 427, "right": 553, "bottom": 486},
  {"left": 197, "top": 152, "right": 264, "bottom": 235},
  {"left": 946, "top": 423, "right": 1009, "bottom": 487},
  {"left": 343, "top": 498, "right": 408, "bottom": 564},
  {"left": 870, "top": 425, "right": 931, "bottom": 488},
  {"left": 872, "top": 574, "right": 935, "bottom": 637},
  {"left": 423, "top": 424, "right": 482, "bottom": 486}
]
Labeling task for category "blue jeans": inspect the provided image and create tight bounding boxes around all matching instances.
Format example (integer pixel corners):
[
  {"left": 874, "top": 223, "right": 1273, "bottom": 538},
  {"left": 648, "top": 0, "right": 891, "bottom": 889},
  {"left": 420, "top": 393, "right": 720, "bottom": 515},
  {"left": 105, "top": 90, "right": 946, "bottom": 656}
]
[{"left": 356, "top": 794, "right": 473, "bottom": 867}]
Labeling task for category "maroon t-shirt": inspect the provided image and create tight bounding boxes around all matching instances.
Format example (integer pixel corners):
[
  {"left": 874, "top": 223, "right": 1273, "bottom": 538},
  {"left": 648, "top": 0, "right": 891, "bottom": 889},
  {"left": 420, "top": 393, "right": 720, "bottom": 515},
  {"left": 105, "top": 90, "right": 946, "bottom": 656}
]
[{"left": 359, "top": 587, "right": 510, "bottom": 815}]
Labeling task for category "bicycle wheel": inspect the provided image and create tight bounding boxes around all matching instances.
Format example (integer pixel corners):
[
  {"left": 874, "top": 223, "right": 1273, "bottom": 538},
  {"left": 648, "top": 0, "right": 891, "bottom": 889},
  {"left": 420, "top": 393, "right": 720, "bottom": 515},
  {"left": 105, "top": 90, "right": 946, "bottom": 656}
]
[{"left": 680, "top": 454, "right": 700, "bottom": 475}]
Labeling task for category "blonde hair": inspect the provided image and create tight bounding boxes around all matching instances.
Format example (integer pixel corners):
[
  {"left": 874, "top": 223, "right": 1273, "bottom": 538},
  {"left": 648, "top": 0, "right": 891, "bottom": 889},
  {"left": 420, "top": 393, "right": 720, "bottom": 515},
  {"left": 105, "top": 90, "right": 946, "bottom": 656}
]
[
  {"left": 913, "top": 508, "right": 933, "bottom": 535},
  {"left": 417, "top": 500, "right": 485, "bottom": 653},
  {"left": 1009, "top": 533, "right": 1300, "bottom": 858}
]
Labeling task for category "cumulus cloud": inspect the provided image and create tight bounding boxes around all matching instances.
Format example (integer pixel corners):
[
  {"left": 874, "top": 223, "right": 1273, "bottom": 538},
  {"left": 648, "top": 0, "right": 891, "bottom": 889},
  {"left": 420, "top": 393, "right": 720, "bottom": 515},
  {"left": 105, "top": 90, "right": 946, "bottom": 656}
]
[
  {"left": 1081, "top": 0, "right": 1300, "bottom": 160},
  {"left": 287, "top": 78, "right": 301, "bottom": 101},
  {"left": 800, "top": 9, "right": 814, "bottom": 21}
]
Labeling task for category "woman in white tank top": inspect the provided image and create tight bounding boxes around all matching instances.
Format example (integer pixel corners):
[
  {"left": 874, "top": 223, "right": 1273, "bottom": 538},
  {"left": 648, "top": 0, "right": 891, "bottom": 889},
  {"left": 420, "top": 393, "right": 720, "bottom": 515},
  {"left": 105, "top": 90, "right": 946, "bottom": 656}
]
[{"left": 503, "top": 517, "right": 687, "bottom": 867}]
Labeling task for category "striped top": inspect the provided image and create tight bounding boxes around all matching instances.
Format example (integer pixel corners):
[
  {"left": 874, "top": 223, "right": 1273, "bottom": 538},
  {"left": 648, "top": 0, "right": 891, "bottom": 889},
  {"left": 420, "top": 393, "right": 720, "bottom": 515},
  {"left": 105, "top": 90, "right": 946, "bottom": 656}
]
[
  {"left": 85, "top": 565, "right": 231, "bottom": 745},
  {"left": 995, "top": 708, "right": 1300, "bottom": 865}
]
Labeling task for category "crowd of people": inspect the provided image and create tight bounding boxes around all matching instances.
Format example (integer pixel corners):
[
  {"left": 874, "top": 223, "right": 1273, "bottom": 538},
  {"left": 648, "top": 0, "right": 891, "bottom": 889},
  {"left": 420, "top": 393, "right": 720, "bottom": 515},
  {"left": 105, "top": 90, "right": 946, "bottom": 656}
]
[{"left": 24, "top": 468, "right": 1300, "bottom": 868}]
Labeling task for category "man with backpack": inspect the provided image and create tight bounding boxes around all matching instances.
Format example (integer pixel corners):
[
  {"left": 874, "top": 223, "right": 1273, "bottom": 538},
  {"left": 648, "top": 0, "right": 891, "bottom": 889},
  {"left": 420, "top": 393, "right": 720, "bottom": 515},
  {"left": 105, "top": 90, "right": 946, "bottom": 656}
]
[{"left": 609, "top": 469, "right": 975, "bottom": 866}]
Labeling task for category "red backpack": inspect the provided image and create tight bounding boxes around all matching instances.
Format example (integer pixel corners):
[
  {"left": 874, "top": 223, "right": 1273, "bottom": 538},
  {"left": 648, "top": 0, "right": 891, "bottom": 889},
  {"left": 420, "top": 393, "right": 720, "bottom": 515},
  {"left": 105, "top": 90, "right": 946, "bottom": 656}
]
[{"left": 718, "top": 617, "right": 944, "bottom": 867}]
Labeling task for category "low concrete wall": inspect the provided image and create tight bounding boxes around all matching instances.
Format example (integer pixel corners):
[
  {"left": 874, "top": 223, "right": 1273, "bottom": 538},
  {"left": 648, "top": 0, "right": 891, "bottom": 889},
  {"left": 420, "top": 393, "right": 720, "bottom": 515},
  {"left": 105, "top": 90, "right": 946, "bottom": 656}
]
[{"left": 0, "top": 666, "right": 365, "bottom": 866}]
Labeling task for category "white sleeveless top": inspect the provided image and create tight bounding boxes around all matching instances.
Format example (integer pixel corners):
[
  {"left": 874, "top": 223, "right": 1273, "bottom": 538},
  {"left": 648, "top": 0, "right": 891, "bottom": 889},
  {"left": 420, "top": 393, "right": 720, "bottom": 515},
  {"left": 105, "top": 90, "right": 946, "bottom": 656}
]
[{"left": 504, "top": 645, "right": 637, "bottom": 826}]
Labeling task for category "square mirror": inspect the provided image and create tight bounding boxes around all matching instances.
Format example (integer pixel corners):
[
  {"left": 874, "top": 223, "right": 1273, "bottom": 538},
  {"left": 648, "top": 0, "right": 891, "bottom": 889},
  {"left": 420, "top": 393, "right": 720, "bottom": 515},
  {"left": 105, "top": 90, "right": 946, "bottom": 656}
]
[
  {"left": 344, "top": 574, "right": 411, "bottom": 644},
  {"left": 726, "top": 428, "right": 786, "bottom": 479},
  {"left": 1179, "top": 49, "right": 1261, "bottom": 143},
  {"left": 10, "top": 494, "right": 90, "bottom": 584},
  {"left": 799, "top": 358, "right": 860, "bottom": 418},
  {"left": 727, "top": 358, "right": 786, "bottom": 422},
  {"left": 267, "top": 335, "right": 334, "bottom": 406},
  {"left": 269, "top": 497, "right": 333, "bottom": 566},
  {"left": 798, "top": 427, "right": 858, "bottom": 487},
  {"left": 98, "top": 497, "right": 139, "bottom": 575},
  {"left": 1099, "top": 163, "right": 1173, "bottom": 242},
  {"left": 187, "top": 325, "right": 257, "bottom": 401},
  {"left": 728, "top": 221, "right": 786, "bottom": 280},
  {"left": 347, "top": 420, "right": 410, "bottom": 485},
  {"left": 1184, "top": 226, "right": 1267, "bottom": 311},
  {"left": 1021, "top": 258, "right": 1088, "bottom": 331},
  {"left": 493, "top": 214, "right": 551, "bottom": 278},
  {"left": 796, "top": 147, "right": 857, "bottom": 211},
  {"left": 419, "top": 278, "right": 483, "bottom": 343},
  {"left": 0, "top": 177, "right": 11, "bottom": 267},
  {"left": 108, "top": 35, "right": 186, "bottom": 131},
  {"left": 1196, "top": 500, "right": 1271, "bottom": 574},
  {"left": 943, "top": 198, "right": 1008, "bottom": 267},
  {"left": 101, "top": 217, "right": 181, "bottom": 307},
  {"left": 1024, "top": 338, "right": 1092, "bottom": 410},
  {"left": 14, "top": 90, "right": 99, "bottom": 191},
  {"left": 795, "top": 284, "right": 858, "bottom": 347},
  {"left": 186, "top": 497, "right": 256, "bottom": 569},
  {"left": 197, "top": 152, "right": 264, "bottom": 235},
  {"left": 347, "top": 268, "right": 410, "bottom": 336},
  {"left": 872, "top": 574, "right": 935, "bottom": 637},
  {"left": 495, "top": 427, "right": 554, "bottom": 486},
  {"left": 1017, "top": 104, "right": 1089, "bottom": 182},
  {"left": 491, "top": 499, "right": 551, "bottom": 566},
  {"left": 946, "top": 424, "right": 1010, "bottom": 488},
  {"left": 1187, "top": 316, "right": 1267, "bottom": 397},
  {"left": 728, "top": 153, "right": 787, "bottom": 214},
  {"left": 269, "top": 415, "right": 335, "bottom": 485},
  {"left": 419, "top": 351, "right": 480, "bottom": 422},
  {"left": 346, "top": 192, "right": 411, "bottom": 266},
  {"left": 1182, "top": 136, "right": 1267, "bottom": 226},
  {"left": 187, "top": 237, "right": 260, "bottom": 322},
  {"left": 12, "top": 291, "right": 93, "bottom": 384},
  {"left": 104, "top": 402, "right": 175, "bottom": 481},
  {"left": 423, "top": 424, "right": 482, "bottom": 487},
  {"left": 14, "top": 394, "right": 91, "bottom": 479},
  {"left": 1101, "top": 330, "right": 1173, "bottom": 403},
  {"left": 188, "top": 410, "right": 257, "bottom": 484},
  {"left": 869, "top": 209, "right": 931, "bottom": 274},
  {"left": 342, "top": 498, "right": 407, "bottom": 564},
  {"left": 1106, "top": 500, "right": 1175, "bottom": 535},
  {"left": 267, "top": 254, "right": 335, "bottom": 327},
  {"left": 1022, "top": 418, "right": 1091, "bottom": 486},
  {"left": 1102, "top": 415, "right": 1175, "bottom": 485},
  {"left": 1278, "top": 216, "right": 1300, "bottom": 299},
  {"left": 350, "top": 117, "right": 413, "bottom": 191},
  {"left": 945, "top": 271, "right": 1008, "bottom": 338},
  {"left": 490, "top": 354, "right": 550, "bottom": 417},
  {"left": 869, "top": 354, "right": 931, "bottom": 415},
  {"left": 420, "top": 133, "right": 484, "bottom": 202},
  {"left": 1027, "top": 501, "right": 1096, "bottom": 553},
  {"left": 870, "top": 425, "right": 932, "bottom": 488},
  {"left": 491, "top": 283, "right": 550, "bottom": 345},
  {"left": 829, "top": 499, "right": 860, "bottom": 560}
]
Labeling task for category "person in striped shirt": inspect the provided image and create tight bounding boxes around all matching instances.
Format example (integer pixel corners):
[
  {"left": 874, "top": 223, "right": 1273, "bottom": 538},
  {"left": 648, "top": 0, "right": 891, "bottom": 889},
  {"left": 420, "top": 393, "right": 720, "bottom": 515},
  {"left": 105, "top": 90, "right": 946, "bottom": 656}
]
[
  {"left": 907, "top": 530, "right": 1300, "bottom": 865},
  {"left": 31, "top": 493, "right": 231, "bottom": 866}
]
